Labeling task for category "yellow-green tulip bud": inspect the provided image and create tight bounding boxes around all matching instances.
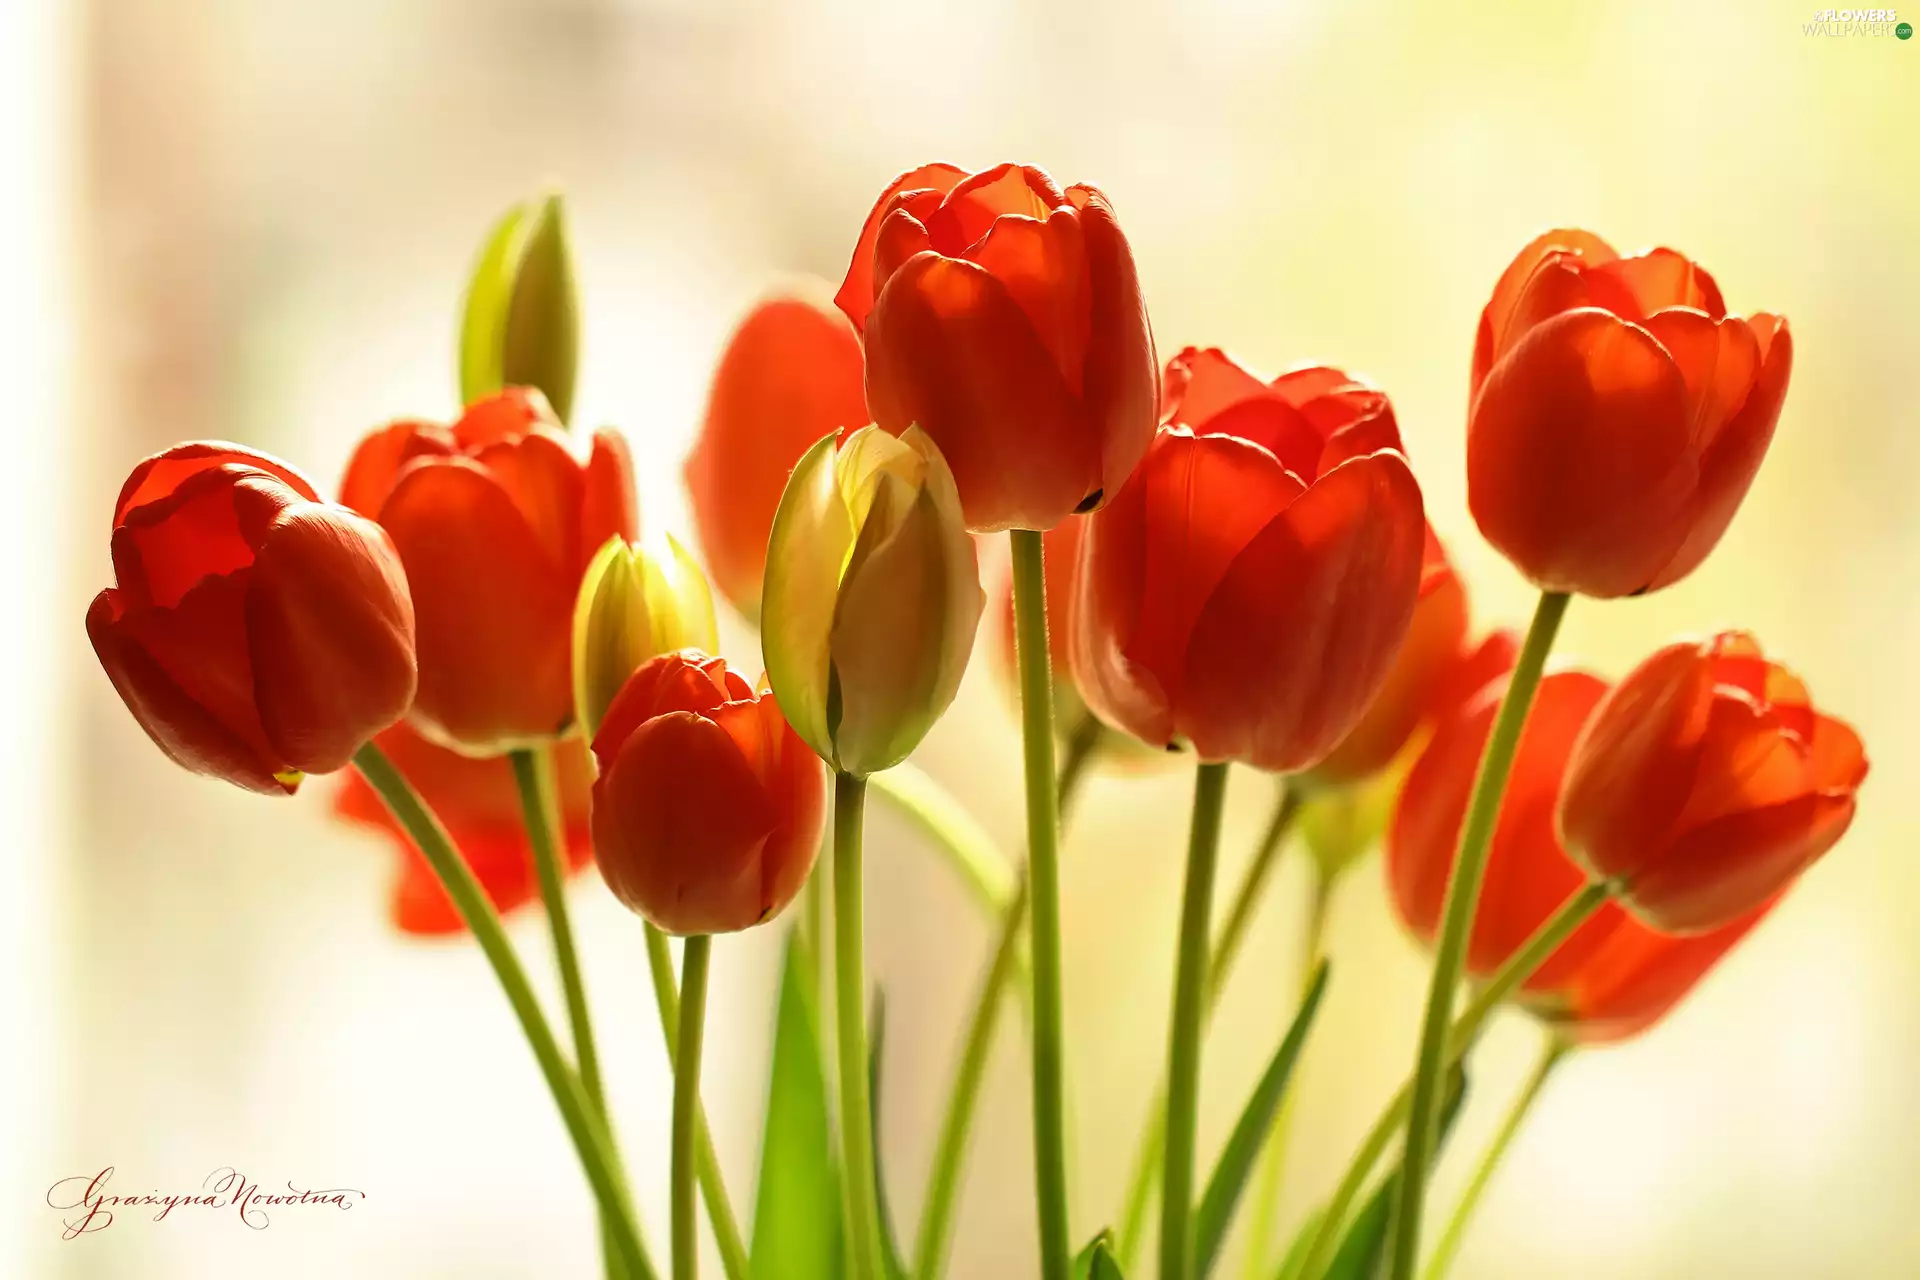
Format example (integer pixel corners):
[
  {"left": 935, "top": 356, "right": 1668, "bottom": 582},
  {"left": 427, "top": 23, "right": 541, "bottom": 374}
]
[
  {"left": 572, "top": 533, "right": 719, "bottom": 740},
  {"left": 762, "top": 425, "right": 983, "bottom": 777},
  {"left": 1298, "top": 759, "right": 1407, "bottom": 881},
  {"left": 459, "top": 192, "right": 580, "bottom": 424}
]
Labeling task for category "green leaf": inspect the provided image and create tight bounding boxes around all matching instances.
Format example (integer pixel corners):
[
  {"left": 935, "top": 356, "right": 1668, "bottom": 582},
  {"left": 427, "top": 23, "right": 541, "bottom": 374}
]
[
  {"left": 1191, "top": 961, "right": 1332, "bottom": 1279},
  {"left": 1073, "top": 1230, "right": 1126, "bottom": 1280},
  {"left": 1271, "top": 1207, "right": 1328, "bottom": 1280},
  {"left": 750, "top": 932, "right": 842, "bottom": 1280},
  {"left": 868, "top": 990, "right": 909, "bottom": 1280},
  {"left": 457, "top": 192, "right": 579, "bottom": 423},
  {"left": 1317, "top": 1066, "right": 1470, "bottom": 1280}
]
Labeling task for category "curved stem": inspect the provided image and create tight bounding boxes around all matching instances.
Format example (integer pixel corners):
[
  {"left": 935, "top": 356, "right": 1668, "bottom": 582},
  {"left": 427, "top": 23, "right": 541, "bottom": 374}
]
[
  {"left": 351, "top": 743, "right": 655, "bottom": 1280},
  {"left": 643, "top": 925, "right": 750, "bottom": 1280},
  {"left": 1387, "top": 589, "right": 1568, "bottom": 1280},
  {"left": 1239, "top": 866, "right": 1335, "bottom": 1279},
  {"left": 868, "top": 763, "right": 1017, "bottom": 917},
  {"left": 834, "top": 772, "right": 885, "bottom": 1280},
  {"left": 672, "top": 935, "right": 712, "bottom": 1280},
  {"left": 1160, "top": 761, "right": 1231, "bottom": 1280},
  {"left": 1115, "top": 778, "right": 1302, "bottom": 1271},
  {"left": 1010, "top": 526, "right": 1071, "bottom": 1280},
  {"left": 1422, "top": 1036, "right": 1570, "bottom": 1280},
  {"left": 1293, "top": 878, "right": 1607, "bottom": 1280},
  {"left": 909, "top": 716, "right": 1105, "bottom": 1280}
]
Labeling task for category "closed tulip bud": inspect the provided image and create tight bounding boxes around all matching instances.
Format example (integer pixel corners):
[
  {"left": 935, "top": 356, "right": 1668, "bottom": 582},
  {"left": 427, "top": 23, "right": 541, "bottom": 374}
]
[
  {"left": 89, "top": 443, "right": 416, "bottom": 794},
  {"left": 1073, "top": 349, "right": 1426, "bottom": 773},
  {"left": 572, "top": 533, "right": 719, "bottom": 740},
  {"left": 1468, "top": 230, "right": 1792, "bottom": 597},
  {"left": 839, "top": 162, "right": 1158, "bottom": 532},
  {"left": 340, "top": 387, "right": 639, "bottom": 754},
  {"left": 684, "top": 286, "right": 869, "bottom": 618},
  {"left": 459, "top": 193, "right": 581, "bottom": 424},
  {"left": 590, "top": 651, "right": 827, "bottom": 935},
  {"left": 1559, "top": 632, "right": 1867, "bottom": 933},
  {"left": 762, "top": 425, "right": 984, "bottom": 776}
]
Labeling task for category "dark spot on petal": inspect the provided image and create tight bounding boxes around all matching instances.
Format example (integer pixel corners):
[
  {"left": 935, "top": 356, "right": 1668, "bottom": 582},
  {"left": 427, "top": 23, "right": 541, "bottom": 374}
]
[{"left": 1075, "top": 489, "right": 1103, "bottom": 513}]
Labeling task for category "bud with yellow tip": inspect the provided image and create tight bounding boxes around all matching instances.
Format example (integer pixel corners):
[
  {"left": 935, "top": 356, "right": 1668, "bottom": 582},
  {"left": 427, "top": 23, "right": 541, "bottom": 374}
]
[{"left": 572, "top": 534, "right": 719, "bottom": 740}]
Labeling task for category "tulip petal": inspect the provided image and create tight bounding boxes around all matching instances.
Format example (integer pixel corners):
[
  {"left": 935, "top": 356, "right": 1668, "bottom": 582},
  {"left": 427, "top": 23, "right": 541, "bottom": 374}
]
[
  {"left": 1068, "top": 184, "right": 1157, "bottom": 511},
  {"left": 1811, "top": 713, "right": 1869, "bottom": 791},
  {"left": 1181, "top": 450, "right": 1425, "bottom": 771},
  {"left": 1072, "top": 439, "right": 1174, "bottom": 748},
  {"left": 115, "top": 441, "right": 318, "bottom": 526},
  {"left": 472, "top": 428, "right": 587, "bottom": 576},
  {"left": 1627, "top": 791, "right": 1855, "bottom": 933},
  {"left": 581, "top": 428, "right": 640, "bottom": 572},
  {"left": 452, "top": 385, "right": 559, "bottom": 449},
  {"left": 391, "top": 825, "right": 541, "bottom": 936},
  {"left": 836, "top": 163, "right": 968, "bottom": 330},
  {"left": 1474, "top": 229, "right": 1619, "bottom": 392},
  {"left": 969, "top": 210, "right": 1091, "bottom": 395},
  {"left": 1468, "top": 308, "right": 1696, "bottom": 597},
  {"left": 1584, "top": 248, "right": 1726, "bottom": 322},
  {"left": 929, "top": 163, "right": 1061, "bottom": 254},
  {"left": 338, "top": 421, "right": 455, "bottom": 517},
  {"left": 1163, "top": 347, "right": 1272, "bottom": 426},
  {"left": 1554, "top": 904, "right": 1768, "bottom": 1044},
  {"left": 762, "top": 433, "right": 854, "bottom": 764}
]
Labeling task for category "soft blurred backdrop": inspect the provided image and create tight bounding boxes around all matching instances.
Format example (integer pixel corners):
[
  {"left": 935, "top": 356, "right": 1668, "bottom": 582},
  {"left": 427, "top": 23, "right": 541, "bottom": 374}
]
[{"left": 5, "top": 0, "right": 1917, "bottom": 1275}]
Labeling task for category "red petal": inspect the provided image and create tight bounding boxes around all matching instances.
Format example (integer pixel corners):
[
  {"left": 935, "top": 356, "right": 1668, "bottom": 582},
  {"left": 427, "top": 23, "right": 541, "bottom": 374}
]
[
  {"left": 471, "top": 428, "right": 587, "bottom": 576},
  {"left": 1584, "top": 248, "right": 1726, "bottom": 322},
  {"left": 338, "top": 421, "right": 454, "bottom": 518},
  {"left": 1473, "top": 229, "right": 1619, "bottom": 393},
  {"left": 452, "top": 386, "right": 560, "bottom": 449},
  {"left": 968, "top": 209, "right": 1091, "bottom": 395},
  {"left": 1072, "top": 438, "right": 1174, "bottom": 748},
  {"left": 1629, "top": 791, "right": 1855, "bottom": 933},
  {"left": 1066, "top": 183, "right": 1158, "bottom": 512},
  {"left": 591, "top": 651, "right": 736, "bottom": 768},
  {"left": 927, "top": 163, "right": 1062, "bottom": 255},
  {"left": 580, "top": 427, "right": 641, "bottom": 572},
  {"left": 114, "top": 441, "right": 318, "bottom": 527},
  {"left": 1810, "top": 713, "right": 1869, "bottom": 792},
  {"left": 1557, "top": 904, "right": 1768, "bottom": 1044},
  {"left": 836, "top": 163, "right": 968, "bottom": 331}
]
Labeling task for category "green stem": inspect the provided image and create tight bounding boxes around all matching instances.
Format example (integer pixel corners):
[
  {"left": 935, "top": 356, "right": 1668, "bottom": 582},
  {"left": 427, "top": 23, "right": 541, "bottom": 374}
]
[
  {"left": 1160, "top": 761, "right": 1231, "bottom": 1280},
  {"left": 672, "top": 935, "right": 712, "bottom": 1280},
  {"left": 643, "top": 925, "right": 750, "bottom": 1280},
  {"left": 1387, "top": 589, "right": 1568, "bottom": 1280},
  {"left": 1115, "top": 778, "right": 1302, "bottom": 1271},
  {"left": 351, "top": 743, "right": 655, "bottom": 1280},
  {"left": 834, "top": 772, "right": 885, "bottom": 1280},
  {"left": 1239, "top": 867, "right": 1335, "bottom": 1279},
  {"left": 1010, "top": 526, "right": 1071, "bottom": 1280},
  {"left": 1422, "top": 1036, "right": 1570, "bottom": 1280},
  {"left": 1293, "top": 878, "right": 1607, "bottom": 1280},
  {"left": 909, "top": 714, "right": 1103, "bottom": 1280},
  {"left": 868, "top": 763, "right": 1017, "bottom": 921}
]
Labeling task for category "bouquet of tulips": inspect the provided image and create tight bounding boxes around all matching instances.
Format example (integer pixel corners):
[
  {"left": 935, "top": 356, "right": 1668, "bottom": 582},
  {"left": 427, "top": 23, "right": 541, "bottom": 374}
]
[{"left": 88, "top": 167, "right": 1867, "bottom": 1280}]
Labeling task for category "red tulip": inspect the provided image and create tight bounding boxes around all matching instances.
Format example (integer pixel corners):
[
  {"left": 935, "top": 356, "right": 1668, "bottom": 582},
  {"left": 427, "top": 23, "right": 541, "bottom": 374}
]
[
  {"left": 839, "top": 162, "right": 1156, "bottom": 533},
  {"left": 1071, "top": 348, "right": 1425, "bottom": 773},
  {"left": 340, "top": 387, "right": 638, "bottom": 753},
  {"left": 684, "top": 286, "right": 869, "bottom": 617},
  {"left": 1468, "top": 230, "right": 1792, "bottom": 597},
  {"left": 334, "top": 723, "right": 595, "bottom": 935},
  {"left": 590, "top": 651, "right": 826, "bottom": 935},
  {"left": 88, "top": 442, "right": 416, "bottom": 794},
  {"left": 1388, "top": 657, "right": 1772, "bottom": 1043},
  {"left": 1560, "top": 631, "right": 1867, "bottom": 933}
]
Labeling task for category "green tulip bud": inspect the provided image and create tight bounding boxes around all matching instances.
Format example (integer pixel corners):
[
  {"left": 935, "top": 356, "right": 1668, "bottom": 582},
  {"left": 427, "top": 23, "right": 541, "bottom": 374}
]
[
  {"left": 459, "top": 192, "right": 580, "bottom": 424},
  {"left": 572, "top": 533, "right": 719, "bottom": 740},
  {"left": 1298, "top": 760, "right": 1407, "bottom": 881},
  {"left": 762, "top": 425, "right": 983, "bottom": 777}
]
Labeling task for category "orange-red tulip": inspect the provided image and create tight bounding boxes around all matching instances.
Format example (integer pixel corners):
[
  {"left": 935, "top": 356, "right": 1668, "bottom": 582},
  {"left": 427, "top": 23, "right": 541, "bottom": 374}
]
[
  {"left": 333, "top": 722, "right": 595, "bottom": 935},
  {"left": 89, "top": 443, "right": 416, "bottom": 795},
  {"left": 683, "top": 287, "right": 869, "bottom": 617},
  {"left": 839, "top": 162, "right": 1157, "bottom": 533},
  {"left": 340, "top": 387, "right": 638, "bottom": 754},
  {"left": 1388, "top": 656, "right": 1775, "bottom": 1043},
  {"left": 1559, "top": 631, "right": 1867, "bottom": 933},
  {"left": 1072, "top": 349, "right": 1425, "bottom": 773},
  {"left": 1468, "top": 230, "right": 1792, "bottom": 597},
  {"left": 590, "top": 650, "right": 826, "bottom": 935}
]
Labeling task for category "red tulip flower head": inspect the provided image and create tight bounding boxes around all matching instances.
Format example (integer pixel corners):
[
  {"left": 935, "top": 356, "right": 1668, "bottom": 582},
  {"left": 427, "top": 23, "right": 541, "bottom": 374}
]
[
  {"left": 684, "top": 286, "right": 869, "bottom": 618},
  {"left": 340, "top": 387, "right": 638, "bottom": 754},
  {"left": 1560, "top": 631, "right": 1867, "bottom": 933},
  {"left": 1072, "top": 349, "right": 1426, "bottom": 773},
  {"left": 1468, "top": 230, "right": 1792, "bottom": 597},
  {"left": 590, "top": 651, "right": 827, "bottom": 936},
  {"left": 838, "top": 162, "right": 1157, "bottom": 532},
  {"left": 89, "top": 443, "right": 416, "bottom": 794}
]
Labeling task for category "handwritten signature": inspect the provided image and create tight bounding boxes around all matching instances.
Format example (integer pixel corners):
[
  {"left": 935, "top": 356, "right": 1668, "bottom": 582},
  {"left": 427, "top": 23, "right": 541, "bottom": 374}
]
[{"left": 46, "top": 1167, "right": 365, "bottom": 1238}]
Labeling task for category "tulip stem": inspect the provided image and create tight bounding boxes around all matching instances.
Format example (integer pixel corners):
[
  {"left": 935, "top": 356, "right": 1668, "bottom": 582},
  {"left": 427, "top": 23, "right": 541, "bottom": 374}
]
[
  {"left": 910, "top": 711, "right": 1104, "bottom": 1280},
  {"left": 1422, "top": 1034, "right": 1571, "bottom": 1280},
  {"left": 1293, "top": 876, "right": 1606, "bottom": 1280},
  {"left": 672, "top": 934, "right": 712, "bottom": 1280},
  {"left": 642, "top": 924, "right": 751, "bottom": 1280},
  {"left": 833, "top": 771, "right": 886, "bottom": 1280},
  {"left": 1115, "top": 777, "right": 1303, "bottom": 1273},
  {"left": 1160, "top": 761, "right": 1232, "bottom": 1280},
  {"left": 1387, "top": 588, "right": 1568, "bottom": 1280},
  {"left": 1009, "top": 526, "right": 1072, "bottom": 1280},
  {"left": 351, "top": 742, "right": 656, "bottom": 1280}
]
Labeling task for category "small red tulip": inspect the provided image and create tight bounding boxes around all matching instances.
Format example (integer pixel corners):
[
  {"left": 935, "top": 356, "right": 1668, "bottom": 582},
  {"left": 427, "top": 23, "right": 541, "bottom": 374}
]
[
  {"left": 839, "top": 162, "right": 1157, "bottom": 533},
  {"left": 684, "top": 286, "right": 869, "bottom": 617},
  {"left": 89, "top": 443, "right": 416, "bottom": 794},
  {"left": 1388, "top": 657, "right": 1773, "bottom": 1043},
  {"left": 1071, "top": 349, "right": 1425, "bottom": 773},
  {"left": 1468, "top": 230, "right": 1792, "bottom": 597},
  {"left": 590, "top": 651, "right": 826, "bottom": 935},
  {"left": 340, "top": 387, "right": 638, "bottom": 753},
  {"left": 1559, "top": 631, "right": 1867, "bottom": 933},
  {"left": 334, "top": 723, "right": 595, "bottom": 936}
]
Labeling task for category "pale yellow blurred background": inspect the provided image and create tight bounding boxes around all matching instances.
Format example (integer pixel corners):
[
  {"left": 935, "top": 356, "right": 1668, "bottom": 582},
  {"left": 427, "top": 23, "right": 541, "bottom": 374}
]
[{"left": 5, "top": 0, "right": 1917, "bottom": 1276}]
